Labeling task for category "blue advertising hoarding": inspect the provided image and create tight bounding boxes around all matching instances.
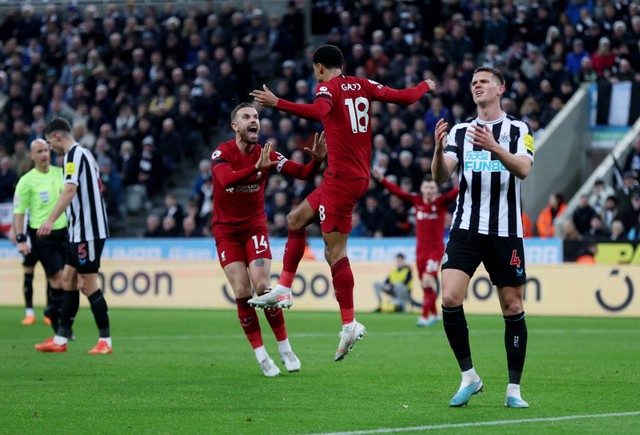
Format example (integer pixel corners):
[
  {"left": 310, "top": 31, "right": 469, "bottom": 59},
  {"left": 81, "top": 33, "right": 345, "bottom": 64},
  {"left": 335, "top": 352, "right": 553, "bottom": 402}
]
[{"left": 0, "top": 237, "right": 563, "bottom": 264}]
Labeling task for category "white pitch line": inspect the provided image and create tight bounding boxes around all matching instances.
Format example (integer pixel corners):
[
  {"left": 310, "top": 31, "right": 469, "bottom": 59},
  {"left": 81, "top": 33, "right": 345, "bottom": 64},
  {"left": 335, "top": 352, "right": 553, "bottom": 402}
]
[
  {"left": 302, "top": 411, "right": 640, "bottom": 435},
  {"left": 1, "top": 328, "right": 639, "bottom": 344}
]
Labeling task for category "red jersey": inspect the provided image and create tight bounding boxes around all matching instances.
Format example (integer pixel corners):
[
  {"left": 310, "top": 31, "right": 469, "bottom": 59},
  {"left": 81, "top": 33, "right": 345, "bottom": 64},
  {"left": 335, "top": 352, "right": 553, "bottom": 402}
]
[
  {"left": 382, "top": 179, "right": 458, "bottom": 259},
  {"left": 277, "top": 77, "right": 430, "bottom": 181},
  {"left": 211, "top": 139, "right": 320, "bottom": 232}
]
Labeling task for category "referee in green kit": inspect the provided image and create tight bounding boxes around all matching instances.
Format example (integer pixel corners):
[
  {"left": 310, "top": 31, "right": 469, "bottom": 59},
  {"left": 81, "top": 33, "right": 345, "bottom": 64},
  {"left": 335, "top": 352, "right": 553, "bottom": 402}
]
[{"left": 13, "top": 138, "right": 68, "bottom": 334}]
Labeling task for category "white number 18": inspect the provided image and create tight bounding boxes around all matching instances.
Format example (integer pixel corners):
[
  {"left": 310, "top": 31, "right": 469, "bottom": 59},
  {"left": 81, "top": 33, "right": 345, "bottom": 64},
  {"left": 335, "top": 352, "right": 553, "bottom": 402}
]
[{"left": 344, "top": 97, "right": 369, "bottom": 133}]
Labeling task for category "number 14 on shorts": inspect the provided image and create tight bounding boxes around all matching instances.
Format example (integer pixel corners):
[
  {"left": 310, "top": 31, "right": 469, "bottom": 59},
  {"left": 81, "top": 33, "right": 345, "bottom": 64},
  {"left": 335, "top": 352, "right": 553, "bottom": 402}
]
[{"left": 252, "top": 234, "right": 268, "bottom": 254}]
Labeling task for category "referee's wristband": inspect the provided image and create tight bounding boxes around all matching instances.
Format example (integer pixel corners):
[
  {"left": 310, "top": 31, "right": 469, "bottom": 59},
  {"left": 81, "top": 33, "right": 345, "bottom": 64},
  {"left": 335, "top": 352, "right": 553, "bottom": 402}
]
[{"left": 16, "top": 234, "right": 27, "bottom": 243}]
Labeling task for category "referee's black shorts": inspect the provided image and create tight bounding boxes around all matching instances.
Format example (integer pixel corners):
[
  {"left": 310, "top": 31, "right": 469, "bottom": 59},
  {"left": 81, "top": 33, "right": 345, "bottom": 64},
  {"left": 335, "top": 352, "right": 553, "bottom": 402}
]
[
  {"left": 22, "top": 251, "right": 38, "bottom": 268},
  {"left": 28, "top": 228, "right": 68, "bottom": 277},
  {"left": 442, "top": 228, "right": 526, "bottom": 287}
]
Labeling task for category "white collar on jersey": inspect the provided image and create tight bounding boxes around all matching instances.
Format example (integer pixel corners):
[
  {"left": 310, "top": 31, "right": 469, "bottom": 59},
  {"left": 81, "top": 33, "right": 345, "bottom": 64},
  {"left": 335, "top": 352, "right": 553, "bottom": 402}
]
[{"left": 475, "top": 111, "right": 506, "bottom": 126}]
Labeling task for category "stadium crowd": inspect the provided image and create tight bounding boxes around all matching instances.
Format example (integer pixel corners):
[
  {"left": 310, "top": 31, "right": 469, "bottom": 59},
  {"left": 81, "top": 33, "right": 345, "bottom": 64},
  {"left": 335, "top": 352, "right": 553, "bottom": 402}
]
[{"left": 1, "top": 0, "right": 640, "bottom": 240}]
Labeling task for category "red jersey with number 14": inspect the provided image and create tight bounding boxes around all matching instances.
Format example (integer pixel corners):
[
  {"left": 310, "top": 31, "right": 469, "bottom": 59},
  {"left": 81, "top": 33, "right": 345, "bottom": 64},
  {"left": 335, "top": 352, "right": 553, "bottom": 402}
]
[
  {"left": 211, "top": 139, "right": 319, "bottom": 232},
  {"left": 278, "top": 77, "right": 429, "bottom": 181}
]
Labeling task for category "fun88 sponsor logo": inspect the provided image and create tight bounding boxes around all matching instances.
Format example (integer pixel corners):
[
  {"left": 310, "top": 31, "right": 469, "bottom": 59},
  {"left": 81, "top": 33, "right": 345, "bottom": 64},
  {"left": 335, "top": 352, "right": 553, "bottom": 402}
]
[{"left": 464, "top": 151, "right": 506, "bottom": 172}]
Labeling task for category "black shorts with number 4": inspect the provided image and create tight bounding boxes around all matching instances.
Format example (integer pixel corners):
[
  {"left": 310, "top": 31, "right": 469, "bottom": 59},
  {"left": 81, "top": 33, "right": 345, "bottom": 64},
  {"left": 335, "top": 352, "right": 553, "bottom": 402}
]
[
  {"left": 68, "top": 239, "right": 106, "bottom": 274},
  {"left": 441, "top": 229, "right": 526, "bottom": 287}
]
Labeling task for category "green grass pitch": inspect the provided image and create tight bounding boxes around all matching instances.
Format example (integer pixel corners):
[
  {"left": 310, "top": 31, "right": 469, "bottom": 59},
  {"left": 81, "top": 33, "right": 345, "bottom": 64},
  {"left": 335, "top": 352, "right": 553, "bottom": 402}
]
[{"left": 1, "top": 307, "right": 639, "bottom": 434}]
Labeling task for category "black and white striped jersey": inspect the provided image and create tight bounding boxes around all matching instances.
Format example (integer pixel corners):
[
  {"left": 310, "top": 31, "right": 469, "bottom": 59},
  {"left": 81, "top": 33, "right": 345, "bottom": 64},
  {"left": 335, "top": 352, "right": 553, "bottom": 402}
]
[
  {"left": 63, "top": 143, "right": 109, "bottom": 242},
  {"left": 444, "top": 112, "right": 534, "bottom": 237}
]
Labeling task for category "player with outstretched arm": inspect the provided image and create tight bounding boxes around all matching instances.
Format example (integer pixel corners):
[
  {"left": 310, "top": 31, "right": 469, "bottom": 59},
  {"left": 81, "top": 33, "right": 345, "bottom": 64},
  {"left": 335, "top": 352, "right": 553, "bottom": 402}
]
[{"left": 249, "top": 45, "right": 435, "bottom": 361}]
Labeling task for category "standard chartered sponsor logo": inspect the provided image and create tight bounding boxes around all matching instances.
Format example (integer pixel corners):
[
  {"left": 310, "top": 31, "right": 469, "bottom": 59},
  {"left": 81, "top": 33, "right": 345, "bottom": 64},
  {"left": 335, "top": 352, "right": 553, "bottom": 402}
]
[{"left": 225, "top": 184, "right": 260, "bottom": 193}]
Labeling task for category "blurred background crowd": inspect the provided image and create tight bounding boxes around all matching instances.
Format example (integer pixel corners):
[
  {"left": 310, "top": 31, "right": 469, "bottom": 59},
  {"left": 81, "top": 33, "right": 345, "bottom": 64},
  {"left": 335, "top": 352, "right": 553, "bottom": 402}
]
[{"left": 0, "top": 0, "right": 639, "bottom": 242}]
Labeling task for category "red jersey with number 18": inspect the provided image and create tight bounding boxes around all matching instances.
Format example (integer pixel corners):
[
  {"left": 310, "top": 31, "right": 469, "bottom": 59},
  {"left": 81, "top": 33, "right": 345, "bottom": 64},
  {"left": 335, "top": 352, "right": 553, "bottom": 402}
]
[{"left": 278, "top": 77, "right": 429, "bottom": 182}]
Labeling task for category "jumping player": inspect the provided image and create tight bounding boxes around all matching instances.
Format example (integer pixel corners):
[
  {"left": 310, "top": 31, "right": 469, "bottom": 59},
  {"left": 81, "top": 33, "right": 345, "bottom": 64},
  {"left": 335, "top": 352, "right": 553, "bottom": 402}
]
[{"left": 249, "top": 44, "right": 435, "bottom": 361}]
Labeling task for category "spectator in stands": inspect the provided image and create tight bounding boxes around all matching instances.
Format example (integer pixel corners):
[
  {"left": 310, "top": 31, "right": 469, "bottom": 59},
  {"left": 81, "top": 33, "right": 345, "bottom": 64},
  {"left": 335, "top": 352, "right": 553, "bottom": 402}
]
[
  {"left": 181, "top": 216, "right": 204, "bottom": 238},
  {"left": 148, "top": 84, "right": 176, "bottom": 118},
  {"left": 372, "top": 137, "right": 391, "bottom": 171},
  {"left": 159, "top": 215, "right": 180, "bottom": 238},
  {"left": 539, "top": 95, "right": 563, "bottom": 127},
  {"left": 591, "top": 37, "right": 617, "bottom": 78},
  {"left": 423, "top": 96, "right": 451, "bottom": 137},
  {"left": 268, "top": 191, "right": 290, "bottom": 223},
  {"left": 15, "top": 4, "right": 40, "bottom": 45},
  {"left": 589, "top": 178, "right": 616, "bottom": 215},
  {"left": 161, "top": 193, "right": 185, "bottom": 230},
  {"left": 586, "top": 215, "right": 610, "bottom": 240},
  {"left": 185, "top": 199, "right": 206, "bottom": 234},
  {"left": 575, "top": 56, "right": 598, "bottom": 84},
  {"left": 601, "top": 195, "right": 620, "bottom": 230},
  {"left": 627, "top": 211, "right": 640, "bottom": 240},
  {"left": 623, "top": 135, "right": 640, "bottom": 182},
  {"left": 361, "top": 194, "right": 385, "bottom": 238},
  {"left": 115, "top": 103, "right": 136, "bottom": 137},
  {"left": 381, "top": 194, "right": 411, "bottom": 237},
  {"left": 351, "top": 210, "right": 368, "bottom": 237},
  {"left": 138, "top": 136, "right": 164, "bottom": 198},
  {"left": 142, "top": 214, "right": 162, "bottom": 238},
  {"left": 485, "top": 7, "right": 510, "bottom": 51},
  {"left": 561, "top": 218, "right": 586, "bottom": 261},
  {"left": 547, "top": 56, "right": 574, "bottom": 92},
  {"left": 631, "top": 36, "right": 640, "bottom": 74},
  {"left": 157, "top": 118, "right": 182, "bottom": 178},
  {"left": 394, "top": 150, "right": 420, "bottom": 188},
  {"left": 565, "top": 39, "right": 590, "bottom": 76},
  {"left": 10, "top": 139, "right": 32, "bottom": 177},
  {"left": 519, "top": 97, "right": 541, "bottom": 124},
  {"left": 195, "top": 175, "right": 213, "bottom": 230},
  {"left": 563, "top": 219, "right": 583, "bottom": 241},
  {"left": 0, "top": 156, "right": 17, "bottom": 203},
  {"left": 191, "top": 159, "right": 212, "bottom": 199},
  {"left": 7, "top": 120, "right": 31, "bottom": 155},
  {"left": 536, "top": 193, "right": 567, "bottom": 237},
  {"left": 118, "top": 141, "right": 139, "bottom": 188},
  {"left": 610, "top": 220, "right": 626, "bottom": 241},
  {"left": 573, "top": 194, "right": 598, "bottom": 235},
  {"left": 615, "top": 171, "right": 640, "bottom": 217},
  {"left": 621, "top": 192, "right": 640, "bottom": 232},
  {"left": 131, "top": 117, "right": 155, "bottom": 155},
  {"left": 270, "top": 212, "right": 289, "bottom": 238},
  {"left": 613, "top": 59, "right": 637, "bottom": 82},
  {"left": 520, "top": 45, "right": 542, "bottom": 80}
]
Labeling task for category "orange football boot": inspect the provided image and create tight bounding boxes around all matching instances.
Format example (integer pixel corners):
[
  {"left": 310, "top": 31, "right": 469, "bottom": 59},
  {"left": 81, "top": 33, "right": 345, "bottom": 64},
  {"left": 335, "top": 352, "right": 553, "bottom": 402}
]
[
  {"left": 35, "top": 337, "right": 67, "bottom": 353},
  {"left": 21, "top": 316, "right": 36, "bottom": 325},
  {"left": 88, "top": 340, "right": 112, "bottom": 355}
]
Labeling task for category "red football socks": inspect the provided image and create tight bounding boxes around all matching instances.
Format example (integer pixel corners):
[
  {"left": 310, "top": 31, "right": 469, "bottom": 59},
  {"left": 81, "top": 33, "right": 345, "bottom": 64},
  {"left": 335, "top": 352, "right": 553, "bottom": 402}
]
[
  {"left": 236, "top": 297, "right": 263, "bottom": 349},
  {"left": 279, "top": 229, "right": 306, "bottom": 287},
  {"left": 264, "top": 307, "right": 288, "bottom": 341},
  {"left": 332, "top": 257, "right": 355, "bottom": 325},
  {"left": 422, "top": 287, "right": 437, "bottom": 317}
]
